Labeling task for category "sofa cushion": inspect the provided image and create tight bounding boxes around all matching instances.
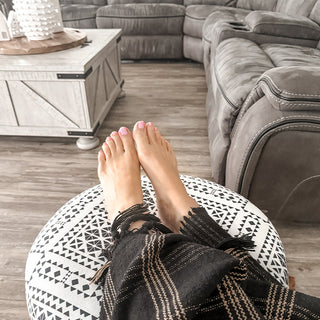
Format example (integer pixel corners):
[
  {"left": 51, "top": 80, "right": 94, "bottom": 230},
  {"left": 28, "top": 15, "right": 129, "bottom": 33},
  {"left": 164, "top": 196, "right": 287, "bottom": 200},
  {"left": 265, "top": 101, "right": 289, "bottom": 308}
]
[
  {"left": 310, "top": 0, "right": 320, "bottom": 25},
  {"left": 184, "top": 5, "right": 224, "bottom": 38},
  {"left": 120, "top": 35, "right": 183, "bottom": 59},
  {"left": 60, "top": 0, "right": 107, "bottom": 5},
  {"left": 245, "top": 11, "right": 320, "bottom": 40},
  {"left": 262, "top": 43, "right": 320, "bottom": 67},
  {"left": 276, "top": 0, "right": 318, "bottom": 17},
  {"left": 60, "top": 4, "right": 99, "bottom": 28},
  {"left": 203, "top": 7, "right": 249, "bottom": 42},
  {"left": 184, "top": 0, "right": 235, "bottom": 6},
  {"left": 214, "top": 38, "right": 274, "bottom": 110},
  {"left": 108, "top": 0, "right": 183, "bottom": 5},
  {"left": 96, "top": 4, "right": 185, "bottom": 35},
  {"left": 236, "top": 0, "right": 277, "bottom": 11}
]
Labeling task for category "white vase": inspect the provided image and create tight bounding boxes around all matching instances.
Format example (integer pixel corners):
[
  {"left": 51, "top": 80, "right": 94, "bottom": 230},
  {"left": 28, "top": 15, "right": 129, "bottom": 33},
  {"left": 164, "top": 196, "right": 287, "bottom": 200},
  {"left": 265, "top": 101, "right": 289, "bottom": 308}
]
[
  {"left": 13, "top": 0, "right": 63, "bottom": 40},
  {"left": 7, "top": 10, "right": 24, "bottom": 38},
  {"left": 0, "top": 11, "right": 11, "bottom": 41},
  {"left": 51, "top": 0, "right": 64, "bottom": 33}
]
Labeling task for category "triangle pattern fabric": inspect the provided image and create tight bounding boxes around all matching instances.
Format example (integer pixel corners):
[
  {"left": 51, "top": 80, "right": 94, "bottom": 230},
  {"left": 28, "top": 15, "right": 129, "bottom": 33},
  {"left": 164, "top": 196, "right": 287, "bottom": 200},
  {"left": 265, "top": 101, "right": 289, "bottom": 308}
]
[{"left": 25, "top": 175, "right": 288, "bottom": 319}]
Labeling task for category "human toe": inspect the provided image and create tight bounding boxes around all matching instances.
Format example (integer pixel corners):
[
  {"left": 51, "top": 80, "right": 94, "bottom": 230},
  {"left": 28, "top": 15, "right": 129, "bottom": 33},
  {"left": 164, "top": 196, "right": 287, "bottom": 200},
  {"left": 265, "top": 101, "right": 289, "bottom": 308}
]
[
  {"left": 105, "top": 136, "right": 116, "bottom": 154},
  {"left": 98, "top": 150, "right": 106, "bottom": 176},
  {"left": 133, "top": 121, "right": 149, "bottom": 146},
  {"left": 111, "top": 131, "right": 124, "bottom": 151},
  {"left": 102, "top": 140, "right": 111, "bottom": 157},
  {"left": 146, "top": 122, "right": 157, "bottom": 143},
  {"left": 118, "top": 127, "right": 135, "bottom": 152}
]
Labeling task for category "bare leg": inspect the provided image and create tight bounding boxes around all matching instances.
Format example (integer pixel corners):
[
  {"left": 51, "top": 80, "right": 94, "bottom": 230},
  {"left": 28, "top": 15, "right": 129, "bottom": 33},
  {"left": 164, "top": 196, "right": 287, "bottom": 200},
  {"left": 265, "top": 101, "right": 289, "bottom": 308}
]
[
  {"left": 133, "top": 121, "right": 199, "bottom": 232},
  {"left": 98, "top": 127, "right": 144, "bottom": 227}
]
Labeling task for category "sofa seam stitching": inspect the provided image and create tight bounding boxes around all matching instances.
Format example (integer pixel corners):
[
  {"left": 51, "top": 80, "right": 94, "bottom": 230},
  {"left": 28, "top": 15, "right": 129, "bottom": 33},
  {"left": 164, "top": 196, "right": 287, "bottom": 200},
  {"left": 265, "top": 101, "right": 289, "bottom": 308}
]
[
  {"left": 264, "top": 74, "right": 320, "bottom": 97},
  {"left": 236, "top": 122, "right": 320, "bottom": 187}
]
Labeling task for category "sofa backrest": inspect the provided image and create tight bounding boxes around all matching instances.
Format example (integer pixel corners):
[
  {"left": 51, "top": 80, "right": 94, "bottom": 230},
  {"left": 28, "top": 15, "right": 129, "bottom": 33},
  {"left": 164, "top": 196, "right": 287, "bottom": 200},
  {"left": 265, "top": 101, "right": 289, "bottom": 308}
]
[
  {"left": 59, "top": 0, "right": 107, "bottom": 5},
  {"left": 310, "top": 0, "right": 320, "bottom": 25},
  {"left": 183, "top": 0, "right": 235, "bottom": 6},
  {"left": 110, "top": 0, "right": 183, "bottom": 4},
  {"left": 275, "top": 0, "right": 318, "bottom": 17},
  {"left": 236, "top": 0, "right": 277, "bottom": 11}
]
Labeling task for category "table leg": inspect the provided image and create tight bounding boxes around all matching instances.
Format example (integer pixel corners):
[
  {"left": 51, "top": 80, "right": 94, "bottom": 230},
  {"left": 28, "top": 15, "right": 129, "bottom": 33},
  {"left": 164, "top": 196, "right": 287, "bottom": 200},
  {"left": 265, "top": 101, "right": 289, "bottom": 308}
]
[{"left": 76, "top": 136, "right": 100, "bottom": 150}]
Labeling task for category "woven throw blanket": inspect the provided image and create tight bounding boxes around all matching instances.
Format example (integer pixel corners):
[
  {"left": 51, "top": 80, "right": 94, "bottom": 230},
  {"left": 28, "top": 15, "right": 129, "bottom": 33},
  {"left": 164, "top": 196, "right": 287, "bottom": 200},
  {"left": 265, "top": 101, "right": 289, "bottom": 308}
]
[{"left": 97, "top": 205, "right": 320, "bottom": 320}]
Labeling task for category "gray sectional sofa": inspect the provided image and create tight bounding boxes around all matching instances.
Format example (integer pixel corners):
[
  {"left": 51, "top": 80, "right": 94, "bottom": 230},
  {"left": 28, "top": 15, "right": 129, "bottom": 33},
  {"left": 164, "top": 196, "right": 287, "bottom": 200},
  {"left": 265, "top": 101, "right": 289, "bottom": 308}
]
[
  {"left": 2, "top": 0, "right": 320, "bottom": 221},
  {"left": 201, "top": 1, "right": 320, "bottom": 221}
]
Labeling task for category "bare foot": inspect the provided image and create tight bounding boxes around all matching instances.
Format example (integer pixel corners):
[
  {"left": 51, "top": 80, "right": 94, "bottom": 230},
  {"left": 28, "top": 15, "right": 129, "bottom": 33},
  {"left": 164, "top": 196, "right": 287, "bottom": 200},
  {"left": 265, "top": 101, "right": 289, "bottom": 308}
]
[
  {"left": 98, "top": 127, "right": 143, "bottom": 224},
  {"left": 133, "top": 121, "right": 198, "bottom": 232}
]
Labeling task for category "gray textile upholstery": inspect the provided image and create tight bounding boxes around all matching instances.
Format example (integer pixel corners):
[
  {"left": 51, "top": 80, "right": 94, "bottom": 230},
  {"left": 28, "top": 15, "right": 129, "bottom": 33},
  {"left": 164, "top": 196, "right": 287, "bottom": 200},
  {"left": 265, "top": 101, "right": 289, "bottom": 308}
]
[
  {"left": 245, "top": 11, "right": 320, "bottom": 40},
  {"left": 207, "top": 38, "right": 320, "bottom": 184},
  {"left": 226, "top": 67, "right": 320, "bottom": 220},
  {"left": 120, "top": 35, "right": 183, "bottom": 59},
  {"left": 310, "top": 1, "right": 320, "bottom": 25},
  {"left": 96, "top": 4, "right": 185, "bottom": 59},
  {"left": 60, "top": 4, "right": 99, "bottom": 28},
  {"left": 60, "top": 0, "right": 107, "bottom": 5},
  {"left": 206, "top": 38, "right": 273, "bottom": 183},
  {"left": 242, "top": 66, "right": 320, "bottom": 112},
  {"left": 261, "top": 43, "right": 320, "bottom": 67},
  {"left": 275, "top": 0, "right": 318, "bottom": 16},
  {"left": 183, "top": 0, "right": 235, "bottom": 6},
  {"left": 184, "top": 5, "right": 223, "bottom": 38},
  {"left": 236, "top": 0, "right": 277, "bottom": 11},
  {"left": 108, "top": 0, "right": 183, "bottom": 5},
  {"left": 183, "top": 4, "right": 248, "bottom": 62},
  {"left": 183, "top": 35, "right": 204, "bottom": 61},
  {"left": 227, "top": 99, "right": 320, "bottom": 221},
  {"left": 97, "top": 4, "right": 185, "bottom": 35},
  {"left": 205, "top": 30, "right": 320, "bottom": 219},
  {"left": 198, "top": 0, "right": 320, "bottom": 63}
]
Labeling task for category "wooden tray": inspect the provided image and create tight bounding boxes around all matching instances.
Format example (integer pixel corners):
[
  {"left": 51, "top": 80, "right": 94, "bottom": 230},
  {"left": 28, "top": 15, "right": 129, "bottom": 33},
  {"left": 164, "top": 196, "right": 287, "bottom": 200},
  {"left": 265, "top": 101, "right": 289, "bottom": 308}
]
[{"left": 0, "top": 28, "right": 87, "bottom": 55}]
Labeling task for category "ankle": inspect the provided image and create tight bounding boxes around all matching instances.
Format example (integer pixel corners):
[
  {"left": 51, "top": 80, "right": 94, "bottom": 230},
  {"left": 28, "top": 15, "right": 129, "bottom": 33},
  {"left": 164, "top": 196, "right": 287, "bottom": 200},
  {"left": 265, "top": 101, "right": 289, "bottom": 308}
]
[{"left": 157, "top": 195, "right": 199, "bottom": 232}]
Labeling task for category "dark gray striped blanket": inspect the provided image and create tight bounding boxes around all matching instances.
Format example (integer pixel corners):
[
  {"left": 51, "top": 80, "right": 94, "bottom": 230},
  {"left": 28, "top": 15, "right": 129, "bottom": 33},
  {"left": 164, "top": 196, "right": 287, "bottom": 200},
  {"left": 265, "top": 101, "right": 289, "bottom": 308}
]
[{"left": 96, "top": 205, "right": 320, "bottom": 320}]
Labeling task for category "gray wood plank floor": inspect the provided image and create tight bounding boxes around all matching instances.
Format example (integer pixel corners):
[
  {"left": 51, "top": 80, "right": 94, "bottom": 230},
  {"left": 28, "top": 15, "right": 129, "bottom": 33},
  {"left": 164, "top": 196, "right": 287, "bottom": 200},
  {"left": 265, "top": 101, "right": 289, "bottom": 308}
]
[{"left": 0, "top": 62, "right": 319, "bottom": 319}]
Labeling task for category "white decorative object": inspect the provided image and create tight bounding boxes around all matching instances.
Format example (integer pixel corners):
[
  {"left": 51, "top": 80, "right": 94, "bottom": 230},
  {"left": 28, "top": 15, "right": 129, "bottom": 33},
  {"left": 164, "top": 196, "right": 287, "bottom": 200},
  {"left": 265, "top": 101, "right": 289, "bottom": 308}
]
[
  {"left": 7, "top": 10, "right": 24, "bottom": 38},
  {"left": 0, "top": 11, "right": 11, "bottom": 41},
  {"left": 52, "top": 0, "right": 64, "bottom": 33},
  {"left": 12, "top": 0, "right": 63, "bottom": 41}
]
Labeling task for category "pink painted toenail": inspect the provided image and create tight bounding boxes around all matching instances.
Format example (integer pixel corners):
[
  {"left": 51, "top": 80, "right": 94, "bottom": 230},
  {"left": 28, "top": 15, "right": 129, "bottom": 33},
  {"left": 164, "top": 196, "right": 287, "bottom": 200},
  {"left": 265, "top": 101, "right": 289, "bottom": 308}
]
[
  {"left": 146, "top": 122, "right": 153, "bottom": 126},
  {"left": 111, "top": 131, "right": 118, "bottom": 136},
  {"left": 119, "top": 127, "right": 129, "bottom": 136},
  {"left": 154, "top": 127, "right": 158, "bottom": 131},
  {"left": 138, "top": 121, "right": 145, "bottom": 129},
  {"left": 106, "top": 137, "right": 113, "bottom": 141}
]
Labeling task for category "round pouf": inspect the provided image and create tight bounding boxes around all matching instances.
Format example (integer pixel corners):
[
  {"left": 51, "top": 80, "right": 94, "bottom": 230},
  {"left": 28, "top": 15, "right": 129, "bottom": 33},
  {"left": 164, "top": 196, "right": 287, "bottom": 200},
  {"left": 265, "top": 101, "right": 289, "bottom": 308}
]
[{"left": 25, "top": 175, "right": 289, "bottom": 320}]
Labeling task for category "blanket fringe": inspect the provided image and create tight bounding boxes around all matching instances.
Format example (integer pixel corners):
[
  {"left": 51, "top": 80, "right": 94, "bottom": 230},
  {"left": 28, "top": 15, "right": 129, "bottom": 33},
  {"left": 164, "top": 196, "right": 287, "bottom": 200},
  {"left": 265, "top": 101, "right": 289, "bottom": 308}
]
[
  {"left": 89, "top": 261, "right": 111, "bottom": 285},
  {"left": 216, "top": 234, "right": 255, "bottom": 251}
]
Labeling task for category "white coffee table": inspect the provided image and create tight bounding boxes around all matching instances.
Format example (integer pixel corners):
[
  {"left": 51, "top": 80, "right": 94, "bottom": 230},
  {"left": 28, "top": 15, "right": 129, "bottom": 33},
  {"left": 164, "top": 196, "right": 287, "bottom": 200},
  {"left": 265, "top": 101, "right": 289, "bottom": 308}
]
[{"left": 0, "top": 29, "right": 124, "bottom": 150}]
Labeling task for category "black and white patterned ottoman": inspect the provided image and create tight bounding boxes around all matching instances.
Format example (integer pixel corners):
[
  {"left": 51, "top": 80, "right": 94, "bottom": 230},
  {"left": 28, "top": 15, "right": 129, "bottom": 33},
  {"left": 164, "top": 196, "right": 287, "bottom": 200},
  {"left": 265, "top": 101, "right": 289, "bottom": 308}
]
[{"left": 25, "top": 175, "right": 289, "bottom": 320}]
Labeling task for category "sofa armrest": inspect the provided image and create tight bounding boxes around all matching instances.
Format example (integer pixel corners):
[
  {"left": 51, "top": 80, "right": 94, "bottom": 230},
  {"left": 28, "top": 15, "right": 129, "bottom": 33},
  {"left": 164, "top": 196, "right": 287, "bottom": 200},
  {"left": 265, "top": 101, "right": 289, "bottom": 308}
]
[
  {"left": 243, "top": 67, "right": 320, "bottom": 113},
  {"left": 245, "top": 11, "right": 320, "bottom": 40}
]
